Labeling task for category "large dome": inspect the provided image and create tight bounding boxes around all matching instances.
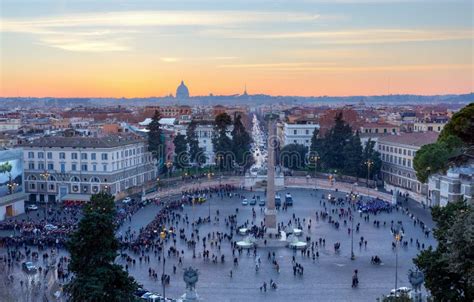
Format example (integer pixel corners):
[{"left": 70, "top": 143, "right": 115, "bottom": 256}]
[{"left": 176, "top": 80, "right": 189, "bottom": 99}]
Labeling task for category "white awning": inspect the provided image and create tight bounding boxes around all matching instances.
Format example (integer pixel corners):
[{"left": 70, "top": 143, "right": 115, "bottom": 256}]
[{"left": 61, "top": 194, "right": 91, "bottom": 202}]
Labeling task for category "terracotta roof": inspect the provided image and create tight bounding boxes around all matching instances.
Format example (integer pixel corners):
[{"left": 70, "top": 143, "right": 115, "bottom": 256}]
[
  {"left": 21, "top": 134, "right": 144, "bottom": 148},
  {"left": 378, "top": 132, "right": 439, "bottom": 147}
]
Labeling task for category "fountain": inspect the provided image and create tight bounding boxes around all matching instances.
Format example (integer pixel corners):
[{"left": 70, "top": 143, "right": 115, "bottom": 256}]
[
  {"left": 236, "top": 236, "right": 256, "bottom": 249},
  {"left": 181, "top": 267, "right": 200, "bottom": 302},
  {"left": 287, "top": 235, "right": 308, "bottom": 250}
]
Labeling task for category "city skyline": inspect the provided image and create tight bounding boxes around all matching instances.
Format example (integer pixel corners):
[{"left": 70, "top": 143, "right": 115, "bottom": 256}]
[{"left": 1, "top": 0, "right": 473, "bottom": 97}]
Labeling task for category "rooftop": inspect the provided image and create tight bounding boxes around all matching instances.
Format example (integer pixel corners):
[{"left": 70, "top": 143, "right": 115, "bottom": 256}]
[
  {"left": 378, "top": 132, "right": 439, "bottom": 147},
  {"left": 21, "top": 134, "right": 144, "bottom": 148}
]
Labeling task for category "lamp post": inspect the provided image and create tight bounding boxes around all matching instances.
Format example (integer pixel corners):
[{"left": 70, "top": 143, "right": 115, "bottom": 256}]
[
  {"left": 350, "top": 193, "right": 356, "bottom": 260},
  {"left": 166, "top": 161, "right": 173, "bottom": 179},
  {"left": 310, "top": 154, "right": 320, "bottom": 191},
  {"left": 206, "top": 171, "right": 214, "bottom": 220},
  {"left": 160, "top": 227, "right": 173, "bottom": 300},
  {"left": 40, "top": 170, "right": 50, "bottom": 221},
  {"left": 392, "top": 224, "right": 403, "bottom": 292},
  {"left": 365, "top": 159, "right": 373, "bottom": 198}
]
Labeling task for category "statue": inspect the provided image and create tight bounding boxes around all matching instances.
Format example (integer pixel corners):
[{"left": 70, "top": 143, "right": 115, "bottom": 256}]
[
  {"left": 408, "top": 268, "right": 424, "bottom": 292},
  {"left": 182, "top": 267, "right": 200, "bottom": 301},
  {"left": 183, "top": 267, "right": 199, "bottom": 291}
]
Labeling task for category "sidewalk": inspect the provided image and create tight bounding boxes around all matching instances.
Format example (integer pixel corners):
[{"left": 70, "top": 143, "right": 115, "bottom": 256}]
[{"left": 285, "top": 176, "right": 392, "bottom": 201}]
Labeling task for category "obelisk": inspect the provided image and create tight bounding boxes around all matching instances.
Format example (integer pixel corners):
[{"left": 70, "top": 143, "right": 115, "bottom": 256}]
[{"left": 265, "top": 116, "right": 278, "bottom": 234}]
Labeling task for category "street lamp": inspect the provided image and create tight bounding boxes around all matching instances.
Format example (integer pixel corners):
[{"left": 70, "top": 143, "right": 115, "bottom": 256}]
[
  {"left": 160, "top": 227, "right": 173, "bottom": 300},
  {"left": 206, "top": 171, "right": 214, "bottom": 220},
  {"left": 350, "top": 193, "right": 356, "bottom": 260},
  {"left": 365, "top": 159, "right": 374, "bottom": 188},
  {"left": 391, "top": 224, "right": 404, "bottom": 292},
  {"left": 309, "top": 154, "right": 320, "bottom": 191},
  {"left": 7, "top": 181, "right": 18, "bottom": 194},
  {"left": 166, "top": 161, "right": 173, "bottom": 178}
]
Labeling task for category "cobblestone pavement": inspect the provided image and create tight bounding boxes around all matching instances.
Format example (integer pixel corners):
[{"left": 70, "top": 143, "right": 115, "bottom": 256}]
[
  {"left": 119, "top": 187, "right": 436, "bottom": 302},
  {"left": 1, "top": 185, "right": 436, "bottom": 302}
]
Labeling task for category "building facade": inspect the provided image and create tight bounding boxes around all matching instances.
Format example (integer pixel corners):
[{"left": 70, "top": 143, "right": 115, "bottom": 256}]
[
  {"left": 22, "top": 135, "right": 157, "bottom": 203},
  {"left": 428, "top": 167, "right": 474, "bottom": 207},
  {"left": 278, "top": 122, "right": 319, "bottom": 148},
  {"left": 0, "top": 148, "right": 26, "bottom": 220},
  {"left": 378, "top": 132, "right": 439, "bottom": 202}
]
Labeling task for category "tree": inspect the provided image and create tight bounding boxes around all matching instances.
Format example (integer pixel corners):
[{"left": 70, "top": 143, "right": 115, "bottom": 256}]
[
  {"left": 321, "top": 113, "right": 353, "bottom": 171},
  {"left": 212, "top": 113, "right": 233, "bottom": 170},
  {"left": 66, "top": 192, "right": 138, "bottom": 302},
  {"left": 280, "top": 143, "right": 308, "bottom": 170},
  {"left": 361, "top": 138, "right": 382, "bottom": 179},
  {"left": 438, "top": 102, "right": 474, "bottom": 145},
  {"left": 173, "top": 133, "right": 188, "bottom": 170},
  {"left": 414, "top": 103, "right": 473, "bottom": 181},
  {"left": 186, "top": 120, "right": 206, "bottom": 167},
  {"left": 342, "top": 132, "right": 363, "bottom": 177},
  {"left": 147, "top": 111, "right": 164, "bottom": 165},
  {"left": 413, "top": 142, "right": 451, "bottom": 183},
  {"left": 309, "top": 128, "right": 323, "bottom": 169},
  {"left": 231, "top": 115, "right": 253, "bottom": 171},
  {"left": 414, "top": 200, "right": 473, "bottom": 301}
]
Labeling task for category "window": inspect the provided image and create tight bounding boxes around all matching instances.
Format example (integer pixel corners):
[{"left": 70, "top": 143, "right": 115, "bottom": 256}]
[
  {"left": 81, "top": 164, "right": 88, "bottom": 171},
  {"left": 125, "top": 150, "right": 129, "bottom": 157},
  {"left": 93, "top": 164, "right": 97, "bottom": 171},
  {"left": 408, "top": 159, "right": 412, "bottom": 167},
  {"left": 101, "top": 153, "right": 108, "bottom": 160},
  {"left": 91, "top": 153, "right": 96, "bottom": 160},
  {"left": 47, "top": 163, "right": 54, "bottom": 170},
  {"left": 71, "top": 153, "right": 78, "bottom": 160},
  {"left": 38, "top": 152, "right": 44, "bottom": 159},
  {"left": 305, "top": 130, "right": 309, "bottom": 135},
  {"left": 38, "top": 163, "right": 45, "bottom": 170},
  {"left": 103, "top": 164, "right": 107, "bottom": 171},
  {"left": 408, "top": 150, "right": 411, "bottom": 156},
  {"left": 403, "top": 149, "right": 406, "bottom": 155},
  {"left": 71, "top": 164, "right": 77, "bottom": 171},
  {"left": 81, "top": 153, "right": 88, "bottom": 160},
  {"left": 47, "top": 152, "right": 52, "bottom": 159},
  {"left": 30, "top": 183, "right": 36, "bottom": 190},
  {"left": 60, "top": 163, "right": 65, "bottom": 173},
  {"left": 49, "top": 184, "right": 55, "bottom": 190},
  {"left": 28, "top": 152, "right": 34, "bottom": 159},
  {"left": 28, "top": 162, "right": 35, "bottom": 170},
  {"left": 59, "top": 152, "right": 66, "bottom": 159},
  {"left": 293, "top": 130, "right": 297, "bottom": 135}
]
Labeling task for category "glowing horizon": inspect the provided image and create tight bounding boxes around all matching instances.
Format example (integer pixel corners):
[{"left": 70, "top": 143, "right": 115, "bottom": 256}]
[{"left": 1, "top": 0, "right": 472, "bottom": 98}]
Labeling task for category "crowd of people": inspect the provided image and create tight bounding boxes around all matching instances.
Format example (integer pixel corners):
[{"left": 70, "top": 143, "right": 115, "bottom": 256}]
[{"left": 0, "top": 183, "right": 436, "bottom": 299}]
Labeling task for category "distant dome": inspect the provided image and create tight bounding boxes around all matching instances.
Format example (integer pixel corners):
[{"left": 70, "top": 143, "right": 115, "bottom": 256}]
[{"left": 176, "top": 80, "right": 189, "bottom": 99}]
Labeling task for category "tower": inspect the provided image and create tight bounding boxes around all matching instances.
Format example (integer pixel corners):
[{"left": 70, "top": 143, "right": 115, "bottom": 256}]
[{"left": 265, "top": 114, "right": 278, "bottom": 234}]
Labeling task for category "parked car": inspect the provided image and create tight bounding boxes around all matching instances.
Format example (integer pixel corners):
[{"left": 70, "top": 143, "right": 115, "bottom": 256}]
[
  {"left": 44, "top": 224, "right": 58, "bottom": 231},
  {"left": 249, "top": 198, "right": 256, "bottom": 206},
  {"left": 27, "top": 204, "right": 38, "bottom": 211},
  {"left": 122, "top": 197, "right": 132, "bottom": 204},
  {"left": 258, "top": 199, "right": 266, "bottom": 207},
  {"left": 285, "top": 193, "right": 293, "bottom": 206},
  {"left": 241, "top": 199, "right": 248, "bottom": 206},
  {"left": 22, "top": 262, "right": 37, "bottom": 274},
  {"left": 275, "top": 194, "right": 281, "bottom": 207}
]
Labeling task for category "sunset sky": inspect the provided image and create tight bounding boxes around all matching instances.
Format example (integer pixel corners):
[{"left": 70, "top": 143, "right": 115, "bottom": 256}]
[{"left": 0, "top": 0, "right": 473, "bottom": 97}]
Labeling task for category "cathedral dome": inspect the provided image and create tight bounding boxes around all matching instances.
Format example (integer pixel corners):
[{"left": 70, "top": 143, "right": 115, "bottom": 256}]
[{"left": 176, "top": 80, "right": 190, "bottom": 99}]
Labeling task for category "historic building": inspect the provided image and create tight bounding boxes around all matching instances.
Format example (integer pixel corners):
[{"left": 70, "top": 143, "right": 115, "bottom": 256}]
[
  {"left": 22, "top": 134, "right": 157, "bottom": 203},
  {"left": 378, "top": 132, "right": 439, "bottom": 202}
]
